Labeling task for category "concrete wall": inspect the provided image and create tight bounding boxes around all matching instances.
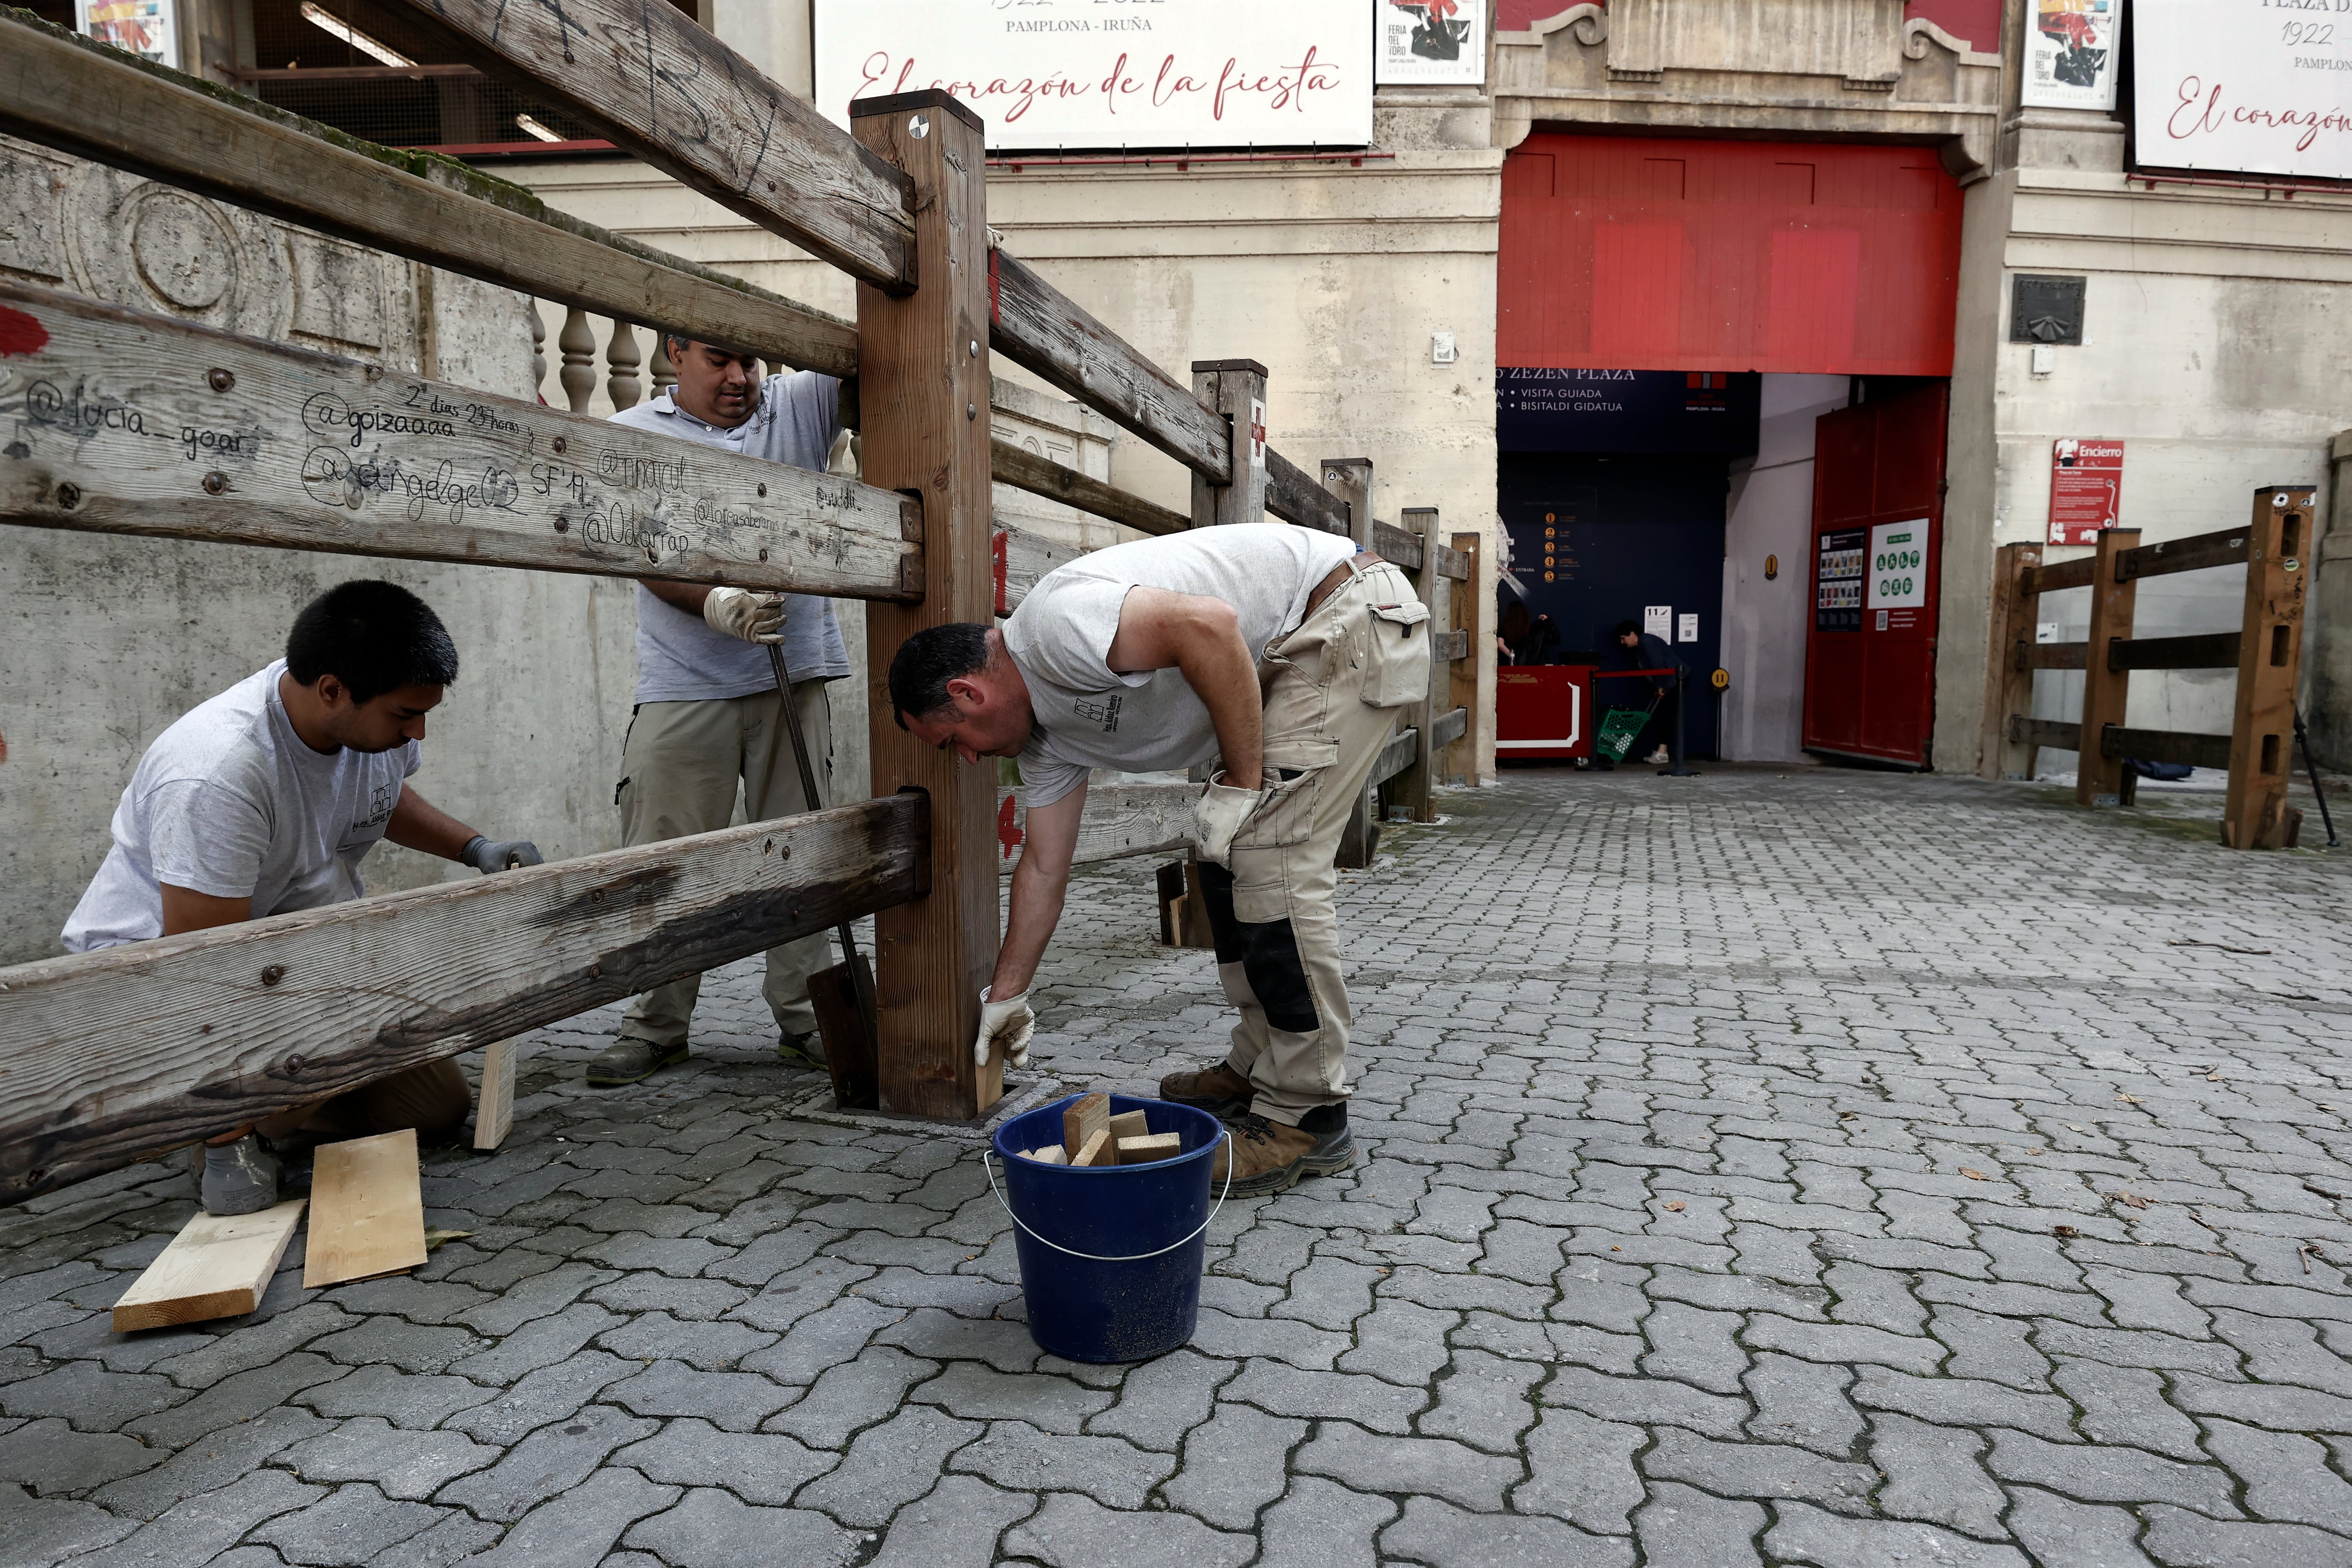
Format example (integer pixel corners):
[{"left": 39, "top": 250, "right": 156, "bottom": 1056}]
[
  {"left": 0, "top": 138, "right": 634, "bottom": 965},
  {"left": 1721, "top": 374, "right": 1848, "bottom": 761}
]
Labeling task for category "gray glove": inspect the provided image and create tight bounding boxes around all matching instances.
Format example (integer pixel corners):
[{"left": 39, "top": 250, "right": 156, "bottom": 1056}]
[
  {"left": 461, "top": 836, "right": 543, "bottom": 874},
  {"left": 1192, "top": 778, "right": 1260, "bottom": 868}
]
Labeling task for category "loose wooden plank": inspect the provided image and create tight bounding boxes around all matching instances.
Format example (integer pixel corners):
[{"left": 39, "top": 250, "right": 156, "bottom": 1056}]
[
  {"left": 0, "top": 796, "right": 926, "bottom": 1201},
  {"left": 390, "top": 0, "right": 915, "bottom": 290},
  {"left": 111, "top": 1198, "right": 306, "bottom": 1331},
  {"left": 305, "top": 1130, "right": 426, "bottom": 1288},
  {"left": 1371, "top": 727, "right": 1420, "bottom": 788},
  {"left": 1371, "top": 520, "right": 1425, "bottom": 571},
  {"left": 2117, "top": 526, "right": 2251, "bottom": 584},
  {"left": 1430, "top": 706, "right": 1470, "bottom": 751},
  {"left": 1064, "top": 1092, "right": 1111, "bottom": 1160},
  {"left": 993, "top": 440, "right": 1185, "bottom": 539},
  {"left": 994, "top": 524, "right": 1086, "bottom": 617},
  {"left": 473, "top": 1041, "right": 517, "bottom": 1152},
  {"left": 2109, "top": 632, "right": 2242, "bottom": 672},
  {"left": 1265, "top": 449, "right": 1351, "bottom": 535},
  {"left": 0, "top": 280, "right": 921, "bottom": 600},
  {"left": 996, "top": 782, "right": 1195, "bottom": 875},
  {"left": 989, "top": 250, "right": 1231, "bottom": 482},
  {"left": 1118, "top": 1133, "right": 1182, "bottom": 1164},
  {"left": 0, "top": 13, "right": 858, "bottom": 378}
]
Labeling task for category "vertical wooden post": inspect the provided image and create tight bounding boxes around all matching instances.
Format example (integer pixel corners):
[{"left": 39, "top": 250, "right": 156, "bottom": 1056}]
[
  {"left": 1393, "top": 506, "right": 1447, "bottom": 823},
  {"left": 1449, "top": 531, "right": 1483, "bottom": 786},
  {"left": 852, "top": 91, "right": 1001, "bottom": 1118},
  {"left": 1192, "top": 359, "right": 1269, "bottom": 527},
  {"left": 1323, "top": 457, "right": 1381, "bottom": 869},
  {"left": 2225, "top": 485, "right": 2315, "bottom": 850},
  {"left": 1979, "top": 541, "right": 2043, "bottom": 780},
  {"left": 2075, "top": 527, "right": 2141, "bottom": 807}
]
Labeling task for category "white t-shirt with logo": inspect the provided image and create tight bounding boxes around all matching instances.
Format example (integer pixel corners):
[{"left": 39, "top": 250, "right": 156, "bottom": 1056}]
[
  {"left": 608, "top": 373, "right": 850, "bottom": 702},
  {"left": 1002, "top": 524, "right": 1359, "bottom": 808},
  {"left": 60, "top": 661, "right": 421, "bottom": 952}
]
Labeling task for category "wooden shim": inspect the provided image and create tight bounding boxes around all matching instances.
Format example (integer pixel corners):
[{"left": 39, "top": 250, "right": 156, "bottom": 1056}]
[
  {"left": 993, "top": 439, "right": 1185, "bottom": 538},
  {"left": 1026, "top": 1145, "right": 1068, "bottom": 1165},
  {"left": 2026, "top": 557, "right": 2097, "bottom": 595},
  {"left": 1118, "top": 1133, "right": 1182, "bottom": 1164},
  {"left": 1430, "top": 629, "right": 1470, "bottom": 663},
  {"left": 1064, "top": 1092, "right": 1110, "bottom": 1160},
  {"left": 1371, "top": 727, "right": 1420, "bottom": 788},
  {"left": 0, "top": 795, "right": 927, "bottom": 1201},
  {"left": 994, "top": 523, "right": 1086, "bottom": 617},
  {"left": 111, "top": 1198, "right": 305, "bottom": 1331},
  {"left": 1371, "top": 520, "right": 1425, "bottom": 571},
  {"left": 472, "top": 1040, "right": 517, "bottom": 1152},
  {"left": 2110, "top": 632, "right": 2243, "bottom": 672},
  {"left": 305, "top": 1129, "right": 426, "bottom": 1288},
  {"left": 1265, "top": 449, "right": 1351, "bottom": 534},
  {"left": 0, "top": 279, "right": 921, "bottom": 600},
  {"left": 1430, "top": 706, "right": 1470, "bottom": 751},
  {"left": 2008, "top": 715, "right": 2082, "bottom": 751},
  {"left": 996, "top": 782, "right": 1194, "bottom": 875},
  {"left": 389, "top": 0, "right": 915, "bottom": 291},
  {"left": 0, "top": 13, "right": 858, "bottom": 378},
  {"left": 1108, "top": 1109, "right": 1150, "bottom": 1145},
  {"left": 2118, "top": 526, "right": 2251, "bottom": 584},
  {"left": 1074, "top": 1128, "right": 1115, "bottom": 1168},
  {"left": 2100, "top": 725, "right": 2234, "bottom": 771},
  {"left": 989, "top": 250, "right": 1230, "bottom": 481}
]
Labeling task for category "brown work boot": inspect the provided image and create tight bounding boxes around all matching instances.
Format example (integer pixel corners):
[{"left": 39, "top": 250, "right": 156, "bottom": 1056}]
[
  {"left": 1159, "top": 1061, "right": 1252, "bottom": 1118},
  {"left": 1211, "top": 1108, "right": 1356, "bottom": 1197}
]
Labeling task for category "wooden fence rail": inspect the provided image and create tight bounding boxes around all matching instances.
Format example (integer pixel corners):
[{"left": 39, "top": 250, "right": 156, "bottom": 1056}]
[{"left": 0, "top": 796, "right": 928, "bottom": 1201}]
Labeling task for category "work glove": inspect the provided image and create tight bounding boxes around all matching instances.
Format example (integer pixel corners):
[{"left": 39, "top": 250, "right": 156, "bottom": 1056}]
[
  {"left": 1192, "top": 774, "right": 1261, "bottom": 868},
  {"left": 974, "top": 985, "right": 1034, "bottom": 1069},
  {"left": 461, "top": 836, "right": 544, "bottom": 874},
  {"left": 704, "top": 586, "right": 786, "bottom": 645}
]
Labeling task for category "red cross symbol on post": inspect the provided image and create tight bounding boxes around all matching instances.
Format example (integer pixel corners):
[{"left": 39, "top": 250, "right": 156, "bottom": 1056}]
[{"left": 1248, "top": 398, "right": 1267, "bottom": 466}]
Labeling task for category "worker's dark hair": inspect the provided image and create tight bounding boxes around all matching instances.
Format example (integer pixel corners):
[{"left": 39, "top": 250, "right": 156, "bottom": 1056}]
[
  {"left": 286, "top": 581, "right": 459, "bottom": 705},
  {"left": 663, "top": 331, "right": 757, "bottom": 366},
  {"left": 1613, "top": 619, "right": 1642, "bottom": 639},
  {"left": 888, "top": 623, "right": 994, "bottom": 727}
]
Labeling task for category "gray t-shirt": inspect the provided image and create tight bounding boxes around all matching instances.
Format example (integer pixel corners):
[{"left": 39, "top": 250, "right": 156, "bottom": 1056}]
[
  {"left": 1003, "top": 524, "right": 1359, "bottom": 808},
  {"left": 609, "top": 373, "right": 850, "bottom": 701},
  {"left": 61, "top": 661, "right": 421, "bottom": 952}
]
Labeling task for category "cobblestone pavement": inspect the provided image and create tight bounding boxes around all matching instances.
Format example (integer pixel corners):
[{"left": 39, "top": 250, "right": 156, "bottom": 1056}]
[{"left": 8, "top": 766, "right": 2352, "bottom": 1567}]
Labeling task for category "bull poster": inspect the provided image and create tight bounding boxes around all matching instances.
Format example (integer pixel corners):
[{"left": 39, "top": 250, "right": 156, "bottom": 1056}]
[
  {"left": 1376, "top": 0, "right": 1487, "bottom": 86},
  {"left": 2022, "top": 0, "right": 2120, "bottom": 111}
]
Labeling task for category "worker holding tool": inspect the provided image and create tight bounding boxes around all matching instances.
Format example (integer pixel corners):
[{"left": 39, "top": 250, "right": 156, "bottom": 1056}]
[
  {"left": 586, "top": 334, "right": 849, "bottom": 1088},
  {"left": 62, "top": 581, "right": 542, "bottom": 1216},
  {"left": 887, "top": 524, "right": 1432, "bottom": 1195}
]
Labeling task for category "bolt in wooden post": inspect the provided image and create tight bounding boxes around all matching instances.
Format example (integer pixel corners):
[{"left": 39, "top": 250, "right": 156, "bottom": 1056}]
[
  {"left": 851, "top": 91, "right": 1001, "bottom": 1118},
  {"left": 1979, "top": 541, "right": 2044, "bottom": 780},
  {"left": 1324, "top": 457, "right": 1381, "bottom": 869},
  {"left": 1392, "top": 505, "right": 1447, "bottom": 823},
  {"left": 1191, "top": 359, "right": 1269, "bottom": 527},
  {"left": 2076, "top": 527, "right": 2141, "bottom": 807},
  {"left": 2224, "top": 485, "right": 2315, "bottom": 850},
  {"left": 1449, "top": 531, "right": 1483, "bottom": 785}
]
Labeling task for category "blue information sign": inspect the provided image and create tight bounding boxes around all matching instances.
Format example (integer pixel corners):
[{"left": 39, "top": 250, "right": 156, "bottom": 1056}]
[{"left": 1497, "top": 368, "right": 1761, "bottom": 456}]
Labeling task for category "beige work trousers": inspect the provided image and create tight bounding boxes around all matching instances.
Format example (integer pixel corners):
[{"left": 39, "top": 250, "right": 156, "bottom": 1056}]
[
  {"left": 1203, "top": 557, "right": 1430, "bottom": 1125},
  {"left": 616, "top": 680, "right": 834, "bottom": 1045}
]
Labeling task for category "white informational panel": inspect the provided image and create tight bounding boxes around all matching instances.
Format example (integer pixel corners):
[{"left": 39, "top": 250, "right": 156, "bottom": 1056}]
[
  {"left": 2134, "top": 0, "right": 2352, "bottom": 181},
  {"left": 77, "top": 0, "right": 177, "bottom": 68},
  {"left": 1867, "top": 519, "right": 1929, "bottom": 611},
  {"left": 814, "top": 0, "right": 1373, "bottom": 151},
  {"left": 1375, "top": 0, "right": 1487, "bottom": 86},
  {"left": 2021, "top": 0, "right": 2120, "bottom": 110}
]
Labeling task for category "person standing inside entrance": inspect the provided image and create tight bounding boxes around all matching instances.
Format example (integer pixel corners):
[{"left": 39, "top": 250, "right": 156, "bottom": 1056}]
[
  {"left": 886, "top": 525, "right": 1432, "bottom": 1195},
  {"left": 1609, "top": 618, "right": 1685, "bottom": 766},
  {"left": 586, "top": 336, "right": 848, "bottom": 1088}
]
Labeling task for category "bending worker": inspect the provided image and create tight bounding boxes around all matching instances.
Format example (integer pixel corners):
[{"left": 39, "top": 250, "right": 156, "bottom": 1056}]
[
  {"left": 586, "top": 334, "right": 849, "bottom": 1087},
  {"left": 62, "top": 581, "right": 541, "bottom": 1216},
  {"left": 888, "top": 523, "right": 1432, "bottom": 1194}
]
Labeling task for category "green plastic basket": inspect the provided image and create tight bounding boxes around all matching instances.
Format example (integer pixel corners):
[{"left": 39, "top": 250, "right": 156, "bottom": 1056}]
[{"left": 1596, "top": 706, "right": 1651, "bottom": 762}]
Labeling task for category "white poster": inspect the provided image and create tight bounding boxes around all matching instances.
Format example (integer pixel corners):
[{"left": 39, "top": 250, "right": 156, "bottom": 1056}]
[
  {"left": 1644, "top": 605, "right": 1672, "bottom": 638},
  {"left": 1676, "top": 613, "right": 1699, "bottom": 643},
  {"left": 2021, "top": 0, "right": 2120, "bottom": 110},
  {"left": 2135, "top": 0, "right": 2352, "bottom": 181},
  {"left": 1375, "top": 0, "right": 1486, "bottom": 86},
  {"left": 77, "top": 0, "right": 177, "bottom": 68},
  {"left": 1867, "top": 519, "right": 1929, "bottom": 610},
  {"left": 814, "top": 0, "right": 1373, "bottom": 152}
]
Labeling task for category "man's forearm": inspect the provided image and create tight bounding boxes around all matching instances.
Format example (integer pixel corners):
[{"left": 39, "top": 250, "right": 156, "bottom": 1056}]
[
  {"left": 1178, "top": 638, "right": 1265, "bottom": 791},
  {"left": 991, "top": 856, "right": 1069, "bottom": 997},
  {"left": 385, "top": 788, "right": 477, "bottom": 861},
  {"left": 644, "top": 581, "right": 712, "bottom": 615}
]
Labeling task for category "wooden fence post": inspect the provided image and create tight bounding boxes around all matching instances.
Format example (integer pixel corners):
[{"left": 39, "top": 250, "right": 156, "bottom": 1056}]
[
  {"left": 1192, "top": 359, "right": 1269, "bottom": 527},
  {"left": 2076, "top": 527, "right": 2141, "bottom": 807},
  {"left": 1979, "top": 541, "right": 2043, "bottom": 780},
  {"left": 851, "top": 91, "right": 1001, "bottom": 1118},
  {"left": 1449, "top": 531, "right": 1483, "bottom": 785},
  {"left": 1393, "top": 505, "right": 1447, "bottom": 822},
  {"left": 2224, "top": 485, "right": 2316, "bottom": 849},
  {"left": 1323, "top": 457, "right": 1382, "bottom": 869}
]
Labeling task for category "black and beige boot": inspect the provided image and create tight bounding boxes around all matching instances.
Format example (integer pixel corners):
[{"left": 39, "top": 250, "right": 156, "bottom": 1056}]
[{"left": 1211, "top": 1105, "right": 1356, "bottom": 1196}]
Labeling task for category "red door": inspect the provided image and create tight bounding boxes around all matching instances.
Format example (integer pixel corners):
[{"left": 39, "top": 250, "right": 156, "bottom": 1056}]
[{"left": 1802, "top": 383, "right": 1948, "bottom": 768}]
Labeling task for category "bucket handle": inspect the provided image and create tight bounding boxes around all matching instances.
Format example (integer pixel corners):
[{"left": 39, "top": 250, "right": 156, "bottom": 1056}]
[{"left": 981, "top": 1131, "right": 1232, "bottom": 1263}]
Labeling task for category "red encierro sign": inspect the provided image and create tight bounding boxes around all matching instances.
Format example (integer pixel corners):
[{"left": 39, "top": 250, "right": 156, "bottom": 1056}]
[{"left": 2050, "top": 438, "right": 2126, "bottom": 546}]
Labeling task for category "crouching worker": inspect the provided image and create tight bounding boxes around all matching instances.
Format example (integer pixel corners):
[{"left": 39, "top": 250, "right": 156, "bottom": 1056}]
[
  {"left": 888, "top": 524, "right": 1432, "bottom": 1194},
  {"left": 61, "top": 581, "right": 543, "bottom": 1216}
]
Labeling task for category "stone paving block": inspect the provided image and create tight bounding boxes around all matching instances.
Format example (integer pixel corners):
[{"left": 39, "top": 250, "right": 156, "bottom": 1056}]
[
  {"left": 1762, "top": 1500, "right": 2029, "bottom": 1568},
  {"left": 1985, "top": 1428, "right": 2239, "bottom": 1516},
  {"left": 1158, "top": 1401, "right": 1304, "bottom": 1529},
  {"left": 1266, "top": 1256, "right": 1383, "bottom": 1331},
  {"left": 999, "top": 1491, "right": 1254, "bottom": 1568},
  {"left": 2209, "top": 1306, "right": 2352, "bottom": 1397},
  {"left": 1419, "top": 1347, "right": 1542, "bottom": 1454},
  {"left": 862, "top": 1474, "right": 1035, "bottom": 1568},
  {"left": 2036, "top": 1323, "right": 2241, "bottom": 1379},
  {"left": 79, "top": 1468, "right": 325, "bottom": 1568},
  {"left": 1868, "top": 1413, "right": 2007, "bottom": 1537},
  {"left": 1189, "top": 1306, "right": 1351, "bottom": 1369},
  {"left": 1541, "top": 1366, "right": 1751, "bottom": 1441},
  {"left": 1511, "top": 1406, "right": 1644, "bottom": 1533},
  {"left": 909, "top": 1361, "right": 1113, "bottom": 1433},
  {"left": 0, "top": 1480, "right": 135, "bottom": 1563},
  {"left": 2003, "top": 1488, "right": 2159, "bottom": 1568},
  {"left": 742, "top": 1297, "right": 917, "bottom": 1385},
  {"left": 1084, "top": 1348, "right": 1227, "bottom": 1453},
  {"left": 434, "top": 1401, "right": 656, "bottom": 1521},
  {"left": 438, "top": 1349, "right": 631, "bottom": 1444},
  {"left": 1639, "top": 1301, "right": 1750, "bottom": 1395},
  {"left": 1255, "top": 1474, "right": 1395, "bottom": 1568},
  {"left": 848, "top": 1265, "right": 1021, "bottom": 1319},
  {"left": 280, "top": 1417, "right": 494, "bottom": 1499},
  {"left": 146, "top": 1303, "right": 357, "bottom": 1388},
  {"left": 249, "top": 1480, "right": 447, "bottom": 1566},
  {"left": 1382, "top": 1495, "right": 1634, "bottom": 1568},
  {"left": 612, "top": 1416, "right": 836, "bottom": 1504},
  {"left": 1294, "top": 1422, "right": 1522, "bottom": 1511},
  {"left": 619, "top": 1485, "right": 865, "bottom": 1568},
  {"left": 1334, "top": 1297, "right": 1456, "bottom": 1384},
  {"left": 445, "top": 1302, "right": 620, "bottom": 1385},
  {"left": 1851, "top": 1369, "right": 2081, "bottom": 1442},
  {"left": 597, "top": 1311, "right": 775, "bottom": 1369},
  {"left": 1224, "top": 1359, "right": 1429, "bottom": 1434},
  {"left": 794, "top": 1407, "right": 983, "bottom": 1528},
  {"left": 2200, "top": 1419, "right": 2352, "bottom": 1530},
  {"left": 309, "top": 1318, "right": 484, "bottom": 1376},
  {"left": 947, "top": 1420, "right": 1174, "bottom": 1508},
  {"left": 90, "top": 1405, "right": 327, "bottom": 1520},
  {"left": 604, "top": 1358, "right": 797, "bottom": 1430},
  {"left": 453, "top": 1262, "right": 610, "bottom": 1338},
  {"left": 588, "top": 1274, "right": 754, "bottom": 1321},
  {"left": 2055, "top": 1359, "right": 2207, "bottom": 1461},
  {"left": 1630, "top": 1480, "right": 1766, "bottom": 1568},
  {"left": 2139, "top": 1504, "right": 2352, "bottom": 1568},
  {"left": 0, "top": 1416, "right": 161, "bottom": 1496},
  {"left": 0, "top": 1361, "right": 186, "bottom": 1433},
  {"left": 1745, "top": 1313, "right": 1942, "bottom": 1375},
  {"left": 1743, "top": 1350, "right": 1864, "bottom": 1458},
  {"left": 466, "top": 1466, "right": 679, "bottom": 1568},
  {"left": 1641, "top": 1426, "right": 1876, "bottom": 1515},
  {"left": 763, "top": 1345, "right": 940, "bottom": 1449}
]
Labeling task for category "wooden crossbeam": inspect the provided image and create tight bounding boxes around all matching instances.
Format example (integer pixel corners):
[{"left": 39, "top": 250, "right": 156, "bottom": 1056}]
[
  {"left": 387, "top": 0, "right": 917, "bottom": 291},
  {"left": 992, "top": 440, "right": 1185, "bottom": 538},
  {"left": 2102, "top": 725, "right": 2233, "bottom": 770},
  {"left": 1372, "top": 520, "right": 1424, "bottom": 570},
  {"left": 993, "top": 523, "right": 1082, "bottom": 616},
  {"left": 2110, "top": 632, "right": 2243, "bottom": 672},
  {"left": 1265, "top": 450, "right": 1351, "bottom": 534},
  {"left": 0, "top": 279, "right": 922, "bottom": 599},
  {"left": 0, "top": 796, "right": 928, "bottom": 1201},
  {"left": 1371, "top": 727, "right": 1420, "bottom": 787},
  {"left": 2118, "top": 526, "right": 2251, "bottom": 584},
  {"left": 0, "top": 11, "right": 858, "bottom": 378},
  {"left": 2008, "top": 715, "right": 2082, "bottom": 751},
  {"left": 2024, "top": 641, "right": 2088, "bottom": 671},
  {"left": 1431, "top": 629, "right": 1470, "bottom": 662},
  {"left": 2026, "top": 557, "right": 2097, "bottom": 595},
  {"left": 1430, "top": 705, "right": 1470, "bottom": 751},
  {"left": 995, "top": 782, "right": 1194, "bottom": 875}
]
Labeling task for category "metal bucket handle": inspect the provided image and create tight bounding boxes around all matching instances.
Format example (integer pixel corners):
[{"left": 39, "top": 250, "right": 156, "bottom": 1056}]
[{"left": 982, "top": 1129, "right": 1232, "bottom": 1263}]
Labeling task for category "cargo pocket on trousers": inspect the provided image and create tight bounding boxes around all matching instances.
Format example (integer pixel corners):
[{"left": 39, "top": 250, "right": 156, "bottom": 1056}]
[
  {"left": 1362, "top": 600, "right": 1433, "bottom": 707},
  {"left": 1233, "top": 740, "right": 1339, "bottom": 852}
]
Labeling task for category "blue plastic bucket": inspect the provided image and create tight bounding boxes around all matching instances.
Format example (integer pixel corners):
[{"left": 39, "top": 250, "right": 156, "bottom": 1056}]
[{"left": 987, "top": 1094, "right": 1227, "bottom": 1363}]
